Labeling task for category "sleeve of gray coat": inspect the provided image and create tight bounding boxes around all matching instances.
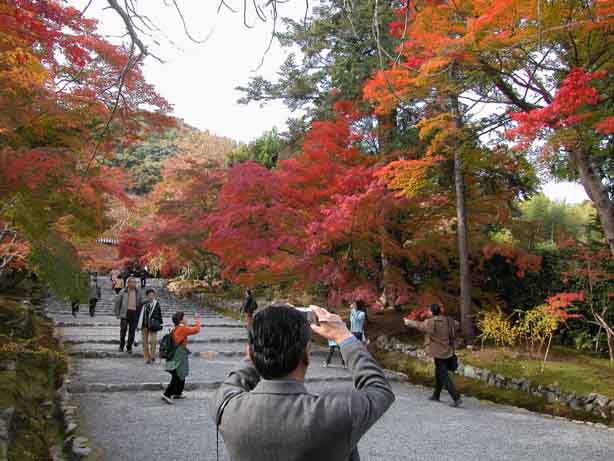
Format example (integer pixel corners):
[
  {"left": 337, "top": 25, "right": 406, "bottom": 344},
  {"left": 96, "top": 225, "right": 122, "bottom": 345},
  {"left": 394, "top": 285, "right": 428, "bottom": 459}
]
[
  {"left": 211, "top": 358, "right": 261, "bottom": 422},
  {"left": 113, "top": 294, "right": 121, "bottom": 318},
  {"left": 340, "top": 337, "right": 396, "bottom": 448}
]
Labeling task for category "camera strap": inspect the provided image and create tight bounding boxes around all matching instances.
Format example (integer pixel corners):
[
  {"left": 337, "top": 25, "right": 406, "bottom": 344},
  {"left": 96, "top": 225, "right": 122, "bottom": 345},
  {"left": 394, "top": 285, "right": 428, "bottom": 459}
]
[{"left": 215, "top": 390, "right": 242, "bottom": 461}]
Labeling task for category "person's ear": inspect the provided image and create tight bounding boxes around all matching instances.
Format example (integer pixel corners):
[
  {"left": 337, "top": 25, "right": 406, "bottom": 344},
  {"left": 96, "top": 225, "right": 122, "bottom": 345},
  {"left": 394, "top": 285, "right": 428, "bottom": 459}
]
[{"left": 302, "top": 343, "right": 311, "bottom": 368}]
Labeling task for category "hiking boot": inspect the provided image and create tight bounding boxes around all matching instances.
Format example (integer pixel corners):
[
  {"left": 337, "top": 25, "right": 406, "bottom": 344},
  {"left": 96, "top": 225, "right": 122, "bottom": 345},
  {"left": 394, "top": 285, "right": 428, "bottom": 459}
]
[
  {"left": 118, "top": 346, "right": 124, "bottom": 352},
  {"left": 322, "top": 362, "right": 328, "bottom": 368},
  {"left": 161, "top": 395, "right": 174, "bottom": 405},
  {"left": 127, "top": 349, "right": 133, "bottom": 354},
  {"left": 172, "top": 394, "right": 187, "bottom": 400},
  {"left": 451, "top": 397, "right": 463, "bottom": 408}
]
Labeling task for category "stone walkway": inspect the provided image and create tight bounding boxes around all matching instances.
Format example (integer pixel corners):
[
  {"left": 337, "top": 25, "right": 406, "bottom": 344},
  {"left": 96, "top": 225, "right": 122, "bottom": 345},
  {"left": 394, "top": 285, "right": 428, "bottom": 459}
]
[{"left": 45, "top": 277, "right": 614, "bottom": 460}]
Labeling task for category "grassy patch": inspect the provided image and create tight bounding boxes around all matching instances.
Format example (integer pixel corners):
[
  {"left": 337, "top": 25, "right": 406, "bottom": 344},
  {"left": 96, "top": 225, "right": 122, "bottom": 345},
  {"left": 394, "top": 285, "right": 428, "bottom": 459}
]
[
  {"left": 460, "top": 347, "right": 614, "bottom": 399},
  {"left": 372, "top": 348, "right": 613, "bottom": 426},
  {"left": 0, "top": 295, "right": 67, "bottom": 459}
]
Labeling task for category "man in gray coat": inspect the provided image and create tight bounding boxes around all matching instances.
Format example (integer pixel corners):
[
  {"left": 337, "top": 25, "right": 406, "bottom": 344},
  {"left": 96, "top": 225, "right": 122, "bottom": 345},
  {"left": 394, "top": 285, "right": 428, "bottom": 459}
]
[
  {"left": 114, "top": 278, "right": 143, "bottom": 353},
  {"left": 212, "top": 304, "right": 395, "bottom": 461}
]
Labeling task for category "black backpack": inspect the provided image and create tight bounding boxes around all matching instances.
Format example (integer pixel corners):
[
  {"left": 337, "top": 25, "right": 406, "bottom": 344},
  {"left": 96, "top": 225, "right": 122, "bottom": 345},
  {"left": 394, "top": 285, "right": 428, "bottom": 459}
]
[{"left": 159, "top": 328, "right": 177, "bottom": 359}]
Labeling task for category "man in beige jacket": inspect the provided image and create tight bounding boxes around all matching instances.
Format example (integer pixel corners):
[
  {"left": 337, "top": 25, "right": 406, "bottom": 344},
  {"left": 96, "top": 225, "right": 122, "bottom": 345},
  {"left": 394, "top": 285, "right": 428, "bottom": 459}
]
[{"left": 405, "top": 303, "right": 462, "bottom": 407}]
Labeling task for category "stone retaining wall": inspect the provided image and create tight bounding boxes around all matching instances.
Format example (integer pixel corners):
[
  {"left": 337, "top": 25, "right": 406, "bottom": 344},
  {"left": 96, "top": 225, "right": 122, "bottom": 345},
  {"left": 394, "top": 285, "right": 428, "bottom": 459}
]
[{"left": 375, "top": 335, "right": 614, "bottom": 423}]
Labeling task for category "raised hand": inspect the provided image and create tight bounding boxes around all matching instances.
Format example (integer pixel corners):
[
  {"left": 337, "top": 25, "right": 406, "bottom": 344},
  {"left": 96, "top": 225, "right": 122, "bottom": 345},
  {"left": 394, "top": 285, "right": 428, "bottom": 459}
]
[{"left": 309, "top": 305, "right": 353, "bottom": 345}]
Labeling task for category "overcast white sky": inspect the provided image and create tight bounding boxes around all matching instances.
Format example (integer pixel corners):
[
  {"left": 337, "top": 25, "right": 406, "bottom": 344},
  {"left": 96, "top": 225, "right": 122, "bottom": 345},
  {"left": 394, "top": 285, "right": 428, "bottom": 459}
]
[{"left": 72, "top": 0, "right": 589, "bottom": 204}]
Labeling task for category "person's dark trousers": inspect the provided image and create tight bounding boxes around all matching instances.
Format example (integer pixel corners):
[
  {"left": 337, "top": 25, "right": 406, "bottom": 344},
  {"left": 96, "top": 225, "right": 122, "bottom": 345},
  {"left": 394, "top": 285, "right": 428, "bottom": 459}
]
[
  {"left": 140, "top": 277, "right": 146, "bottom": 288},
  {"left": 114, "top": 288, "right": 121, "bottom": 295},
  {"left": 352, "top": 332, "right": 363, "bottom": 341},
  {"left": 326, "top": 346, "right": 345, "bottom": 366},
  {"left": 89, "top": 299, "right": 97, "bottom": 317},
  {"left": 433, "top": 358, "right": 460, "bottom": 401},
  {"left": 71, "top": 301, "right": 79, "bottom": 317},
  {"left": 164, "top": 370, "right": 185, "bottom": 398},
  {"left": 119, "top": 310, "right": 138, "bottom": 352}
]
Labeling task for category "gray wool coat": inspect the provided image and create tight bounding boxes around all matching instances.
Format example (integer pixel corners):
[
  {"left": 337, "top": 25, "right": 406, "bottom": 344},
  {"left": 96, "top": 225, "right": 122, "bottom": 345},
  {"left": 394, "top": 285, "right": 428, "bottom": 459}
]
[
  {"left": 211, "top": 337, "right": 395, "bottom": 461},
  {"left": 113, "top": 288, "right": 143, "bottom": 320}
]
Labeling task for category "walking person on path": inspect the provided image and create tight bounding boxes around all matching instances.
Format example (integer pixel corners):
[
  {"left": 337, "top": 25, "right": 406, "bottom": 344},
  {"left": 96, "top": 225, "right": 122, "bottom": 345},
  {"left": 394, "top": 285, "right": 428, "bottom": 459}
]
[
  {"left": 88, "top": 273, "right": 101, "bottom": 317},
  {"left": 350, "top": 300, "right": 367, "bottom": 342},
  {"left": 140, "top": 265, "right": 148, "bottom": 288},
  {"left": 240, "top": 288, "right": 258, "bottom": 327},
  {"left": 323, "top": 338, "right": 345, "bottom": 368},
  {"left": 404, "top": 303, "right": 462, "bottom": 407},
  {"left": 162, "top": 311, "right": 201, "bottom": 404},
  {"left": 137, "top": 288, "right": 163, "bottom": 364},
  {"left": 114, "top": 278, "right": 143, "bottom": 354},
  {"left": 111, "top": 269, "right": 123, "bottom": 294},
  {"left": 71, "top": 299, "right": 80, "bottom": 318},
  {"left": 212, "top": 304, "right": 395, "bottom": 461}
]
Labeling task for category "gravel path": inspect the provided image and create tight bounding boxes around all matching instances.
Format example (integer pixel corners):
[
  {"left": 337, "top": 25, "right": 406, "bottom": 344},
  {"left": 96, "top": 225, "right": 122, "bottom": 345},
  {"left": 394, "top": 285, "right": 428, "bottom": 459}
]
[{"left": 46, "top": 278, "right": 614, "bottom": 460}]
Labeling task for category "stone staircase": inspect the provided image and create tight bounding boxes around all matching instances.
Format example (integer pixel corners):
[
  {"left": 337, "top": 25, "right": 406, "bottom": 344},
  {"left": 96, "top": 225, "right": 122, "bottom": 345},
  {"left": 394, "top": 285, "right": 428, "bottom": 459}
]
[{"left": 43, "top": 276, "right": 614, "bottom": 461}]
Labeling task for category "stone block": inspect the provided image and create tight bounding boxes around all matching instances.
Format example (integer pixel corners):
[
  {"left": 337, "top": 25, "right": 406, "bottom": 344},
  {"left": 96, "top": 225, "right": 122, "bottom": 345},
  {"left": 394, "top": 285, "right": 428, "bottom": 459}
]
[{"left": 72, "top": 436, "right": 91, "bottom": 458}]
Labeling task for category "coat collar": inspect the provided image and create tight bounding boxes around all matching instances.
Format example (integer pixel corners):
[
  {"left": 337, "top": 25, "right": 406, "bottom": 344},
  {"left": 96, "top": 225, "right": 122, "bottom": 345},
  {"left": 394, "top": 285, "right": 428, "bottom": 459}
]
[{"left": 251, "top": 379, "right": 314, "bottom": 396}]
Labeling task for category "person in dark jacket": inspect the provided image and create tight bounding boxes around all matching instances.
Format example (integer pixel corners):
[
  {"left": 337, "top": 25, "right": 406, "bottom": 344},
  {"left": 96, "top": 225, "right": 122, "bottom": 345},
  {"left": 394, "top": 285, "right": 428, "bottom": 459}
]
[
  {"left": 71, "top": 299, "right": 80, "bottom": 318},
  {"left": 137, "top": 288, "right": 164, "bottom": 364},
  {"left": 239, "top": 289, "right": 258, "bottom": 327},
  {"left": 88, "top": 273, "right": 101, "bottom": 317},
  {"left": 405, "top": 303, "right": 462, "bottom": 406}
]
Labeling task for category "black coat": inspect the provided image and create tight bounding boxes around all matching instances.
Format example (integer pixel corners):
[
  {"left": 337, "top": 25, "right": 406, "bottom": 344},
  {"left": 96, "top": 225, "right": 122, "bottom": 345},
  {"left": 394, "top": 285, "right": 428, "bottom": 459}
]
[
  {"left": 138, "top": 300, "right": 163, "bottom": 331},
  {"left": 240, "top": 294, "right": 258, "bottom": 315}
]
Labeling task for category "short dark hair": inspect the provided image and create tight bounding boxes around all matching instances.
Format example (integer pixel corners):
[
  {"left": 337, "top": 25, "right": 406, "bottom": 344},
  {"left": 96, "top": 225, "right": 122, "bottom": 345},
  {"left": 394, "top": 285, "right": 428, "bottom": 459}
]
[
  {"left": 430, "top": 303, "right": 441, "bottom": 316},
  {"left": 145, "top": 288, "right": 156, "bottom": 295},
  {"left": 172, "top": 311, "right": 185, "bottom": 326},
  {"left": 248, "top": 304, "right": 312, "bottom": 379}
]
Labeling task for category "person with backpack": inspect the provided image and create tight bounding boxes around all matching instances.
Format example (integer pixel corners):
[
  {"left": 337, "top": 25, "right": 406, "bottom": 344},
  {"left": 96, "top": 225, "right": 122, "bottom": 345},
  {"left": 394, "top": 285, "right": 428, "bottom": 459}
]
[
  {"left": 88, "top": 273, "right": 101, "bottom": 317},
  {"left": 404, "top": 303, "right": 462, "bottom": 407},
  {"left": 161, "top": 311, "right": 201, "bottom": 404},
  {"left": 137, "top": 288, "right": 164, "bottom": 364}
]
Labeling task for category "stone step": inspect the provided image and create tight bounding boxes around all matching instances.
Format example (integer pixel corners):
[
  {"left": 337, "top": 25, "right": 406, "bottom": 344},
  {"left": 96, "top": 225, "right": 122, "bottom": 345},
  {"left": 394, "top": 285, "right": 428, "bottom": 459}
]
[
  {"left": 55, "top": 321, "right": 244, "bottom": 329},
  {"left": 69, "top": 357, "right": 354, "bottom": 388}
]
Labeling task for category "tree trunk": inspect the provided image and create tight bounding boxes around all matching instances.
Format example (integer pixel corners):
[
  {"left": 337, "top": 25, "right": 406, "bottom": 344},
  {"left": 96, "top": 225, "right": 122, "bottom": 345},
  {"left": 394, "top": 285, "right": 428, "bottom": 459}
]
[
  {"left": 570, "top": 148, "right": 614, "bottom": 256},
  {"left": 451, "top": 96, "right": 475, "bottom": 340},
  {"left": 377, "top": 111, "right": 395, "bottom": 155},
  {"left": 454, "top": 149, "right": 474, "bottom": 339}
]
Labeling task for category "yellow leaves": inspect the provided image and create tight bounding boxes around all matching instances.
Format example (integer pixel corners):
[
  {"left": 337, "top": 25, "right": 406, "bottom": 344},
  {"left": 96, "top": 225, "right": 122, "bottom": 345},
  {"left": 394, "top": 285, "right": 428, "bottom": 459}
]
[
  {"left": 417, "top": 113, "right": 460, "bottom": 157},
  {"left": 0, "top": 48, "right": 48, "bottom": 93},
  {"left": 477, "top": 307, "right": 518, "bottom": 347}
]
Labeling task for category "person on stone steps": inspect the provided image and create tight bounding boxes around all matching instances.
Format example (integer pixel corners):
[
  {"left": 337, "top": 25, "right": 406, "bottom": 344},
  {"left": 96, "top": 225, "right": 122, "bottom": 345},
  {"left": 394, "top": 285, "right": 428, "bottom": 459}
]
[
  {"left": 137, "top": 288, "right": 164, "bottom": 364},
  {"left": 162, "top": 311, "right": 201, "bottom": 404},
  {"left": 114, "top": 278, "right": 144, "bottom": 354},
  {"left": 404, "top": 303, "right": 462, "bottom": 407},
  {"left": 350, "top": 299, "right": 367, "bottom": 342},
  {"left": 88, "top": 273, "right": 101, "bottom": 317},
  {"left": 212, "top": 304, "right": 395, "bottom": 461},
  {"left": 240, "top": 288, "right": 258, "bottom": 328},
  {"left": 323, "top": 338, "right": 346, "bottom": 368}
]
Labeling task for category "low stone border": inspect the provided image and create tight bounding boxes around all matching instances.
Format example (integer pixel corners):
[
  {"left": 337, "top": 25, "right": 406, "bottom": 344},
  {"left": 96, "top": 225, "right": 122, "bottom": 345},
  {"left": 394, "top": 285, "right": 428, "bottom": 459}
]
[{"left": 375, "top": 335, "right": 614, "bottom": 423}]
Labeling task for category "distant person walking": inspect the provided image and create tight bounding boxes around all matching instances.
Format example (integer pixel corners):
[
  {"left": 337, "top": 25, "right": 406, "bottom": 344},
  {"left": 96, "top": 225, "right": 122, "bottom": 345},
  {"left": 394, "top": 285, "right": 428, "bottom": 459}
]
[
  {"left": 137, "top": 288, "right": 163, "bottom": 364},
  {"left": 111, "top": 270, "right": 123, "bottom": 294},
  {"left": 323, "top": 338, "right": 346, "bottom": 368},
  {"left": 350, "top": 300, "right": 367, "bottom": 342},
  {"left": 405, "top": 303, "right": 462, "bottom": 407},
  {"left": 240, "top": 289, "right": 258, "bottom": 327},
  {"left": 71, "top": 299, "right": 80, "bottom": 318},
  {"left": 140, "top": 265, "right": 148, "bottom": 288},
  {"left": 114, "top": 278, "right": 143, "bottom": 354},
  {"left": 162, "top": 311, "right": 201, "bottom": 404},
  {"left": 88, "top": 274, "right": 101, "bottom": 317}
]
